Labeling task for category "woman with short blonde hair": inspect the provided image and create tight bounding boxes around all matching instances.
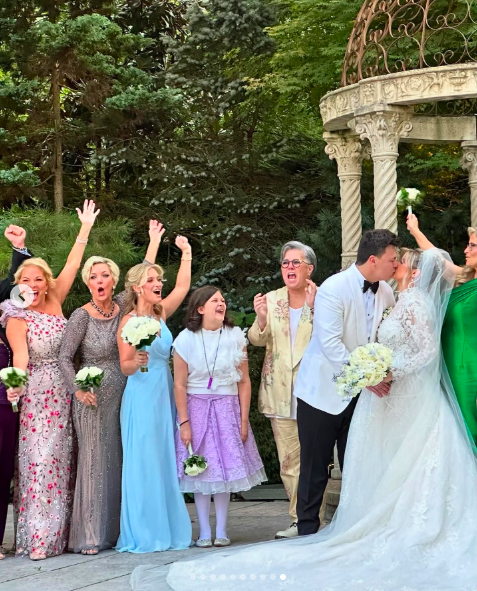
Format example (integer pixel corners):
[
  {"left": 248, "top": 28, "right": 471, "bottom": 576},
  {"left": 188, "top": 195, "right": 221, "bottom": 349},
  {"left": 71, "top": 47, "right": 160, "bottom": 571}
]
[{"left": 59, "top": 221, "right": 165, "bottom": 555}]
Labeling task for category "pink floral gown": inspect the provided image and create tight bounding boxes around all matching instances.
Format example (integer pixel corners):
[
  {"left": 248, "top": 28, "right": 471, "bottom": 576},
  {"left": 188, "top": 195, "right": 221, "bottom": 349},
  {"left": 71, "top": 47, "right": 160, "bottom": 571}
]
[{"left": 0, "top": 301, "right": 74, "bottom": 557}]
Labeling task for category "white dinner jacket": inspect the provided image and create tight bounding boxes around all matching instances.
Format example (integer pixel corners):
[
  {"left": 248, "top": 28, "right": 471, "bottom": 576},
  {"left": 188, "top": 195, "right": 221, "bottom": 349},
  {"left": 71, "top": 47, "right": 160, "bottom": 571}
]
[{"left": 294, "top": 264, "right": 396, "bottom": 415}]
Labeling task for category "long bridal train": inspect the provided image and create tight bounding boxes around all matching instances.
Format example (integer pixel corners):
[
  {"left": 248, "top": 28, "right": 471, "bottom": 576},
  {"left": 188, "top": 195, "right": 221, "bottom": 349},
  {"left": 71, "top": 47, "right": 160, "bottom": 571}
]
[{"left": 132, "top": 249, "right": 477, "bottom": 591}]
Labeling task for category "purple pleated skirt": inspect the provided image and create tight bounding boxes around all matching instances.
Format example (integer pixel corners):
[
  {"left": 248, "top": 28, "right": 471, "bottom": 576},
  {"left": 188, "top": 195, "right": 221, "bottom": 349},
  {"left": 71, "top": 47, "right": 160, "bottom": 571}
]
[{"left": 175, "top": 394, "right": 267, "bottom": 495}]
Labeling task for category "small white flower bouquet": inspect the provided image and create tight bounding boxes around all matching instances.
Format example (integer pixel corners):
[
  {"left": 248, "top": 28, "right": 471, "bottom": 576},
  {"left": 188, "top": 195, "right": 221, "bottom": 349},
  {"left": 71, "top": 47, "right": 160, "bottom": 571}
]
[
  {"left": 396, "top": 187, "right": 424, "bottom": 213},
  {"left": 74, "top": 366, "right": 104, "bottom": 410},
  {"left": 333, "top": 343, "right": 393, "bottom": 401},
  {"left": 121, "top": 316, "right": 161, "bottom": 373},
  {"left": 0, "top": 367, "right": 28, "bottom": 412},
  {"left": 183, "top": 443, "right": 208, "bottom": 477}
]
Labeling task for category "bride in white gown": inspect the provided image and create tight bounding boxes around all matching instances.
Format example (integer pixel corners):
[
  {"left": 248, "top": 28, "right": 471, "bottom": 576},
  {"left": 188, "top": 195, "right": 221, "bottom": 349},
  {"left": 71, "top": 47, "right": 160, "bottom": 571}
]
[{"left": 132, "top": 248, "right": 477, "bottom": 591}]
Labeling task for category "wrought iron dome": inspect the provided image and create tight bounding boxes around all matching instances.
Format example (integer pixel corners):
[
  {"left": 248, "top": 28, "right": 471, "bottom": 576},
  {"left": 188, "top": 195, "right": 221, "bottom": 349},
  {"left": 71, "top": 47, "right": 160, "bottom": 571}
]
[{"left": 342, "top": 0, "right": 477, "bottom": 87}]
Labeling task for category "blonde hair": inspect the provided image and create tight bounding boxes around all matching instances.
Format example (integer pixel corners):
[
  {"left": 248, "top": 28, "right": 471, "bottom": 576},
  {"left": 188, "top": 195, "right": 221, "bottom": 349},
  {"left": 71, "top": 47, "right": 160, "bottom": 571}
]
[
  {"left": 124, "top": 262, "right": 164, "bottom": 317},
  {"left": 456, "top": 227, "right": 477, "bottom": 286},
  {"left": 399, "top": 247, "right": 422, "bottom": 288},
  {"left": 14, "top": 258, "right": 56, "bottom": 290},
  {"left": 81, "top": 256, "right": 120, "bottom": 287}
]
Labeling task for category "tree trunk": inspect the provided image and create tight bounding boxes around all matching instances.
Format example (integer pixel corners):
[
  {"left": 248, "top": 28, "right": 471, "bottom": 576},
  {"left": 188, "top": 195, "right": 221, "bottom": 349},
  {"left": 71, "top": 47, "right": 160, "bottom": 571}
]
[
  {"left": 52, "top": 63, "right": 63, "bottom": 211},
  {"left": 95, "top": 137, "right": 102, "bottom": 199}
]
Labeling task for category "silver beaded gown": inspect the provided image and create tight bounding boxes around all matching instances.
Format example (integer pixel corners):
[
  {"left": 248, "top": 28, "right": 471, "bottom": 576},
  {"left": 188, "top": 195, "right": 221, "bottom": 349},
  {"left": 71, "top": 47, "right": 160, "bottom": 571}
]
[{"left": 59, "top": 294, "right": 127, "bottom": 552}]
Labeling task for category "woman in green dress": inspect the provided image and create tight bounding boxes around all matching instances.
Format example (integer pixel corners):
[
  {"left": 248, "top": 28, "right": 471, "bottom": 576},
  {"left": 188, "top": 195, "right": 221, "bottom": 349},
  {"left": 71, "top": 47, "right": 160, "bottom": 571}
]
[{"left": 407, "top": 216, "right": 477, "bottom": 442}]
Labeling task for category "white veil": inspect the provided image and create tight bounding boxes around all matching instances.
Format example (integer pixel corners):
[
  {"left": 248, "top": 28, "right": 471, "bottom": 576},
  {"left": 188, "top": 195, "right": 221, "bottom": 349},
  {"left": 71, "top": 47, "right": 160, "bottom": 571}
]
[
  {"left": 130, "top": 247, "right": 477, "bottom": 591},
  {"left": 415, "top": 248, "right": 477, "bottom": 456}
]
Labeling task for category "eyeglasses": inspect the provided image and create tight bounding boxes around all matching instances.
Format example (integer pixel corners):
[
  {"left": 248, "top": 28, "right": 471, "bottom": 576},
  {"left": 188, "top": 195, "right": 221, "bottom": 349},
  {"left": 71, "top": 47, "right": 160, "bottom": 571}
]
[
  {"left": 467, "top": 242, "right": 477, "bottom": 250},
  {"left": 281, "top": 259, "right": 308, "bottom": 269}
]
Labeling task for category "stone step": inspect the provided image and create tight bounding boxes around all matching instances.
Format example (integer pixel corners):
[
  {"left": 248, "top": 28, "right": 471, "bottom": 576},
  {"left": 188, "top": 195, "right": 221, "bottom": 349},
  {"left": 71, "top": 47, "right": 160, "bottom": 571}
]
[{"left": 241, "top": 479, "right": 342, "bottom": 522}]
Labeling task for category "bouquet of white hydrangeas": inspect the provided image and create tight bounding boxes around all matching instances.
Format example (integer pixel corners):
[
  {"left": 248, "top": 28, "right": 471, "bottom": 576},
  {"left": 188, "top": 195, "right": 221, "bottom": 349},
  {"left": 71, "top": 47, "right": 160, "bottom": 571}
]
[
  {"left": 183, "top": 443, "right": 208, "bottom": 477},
  {"left": 0, "top": 367, "right": 28, "bottom": 412},
  {"left": 74, "top": 366, "right": 104, "bottom": 411},
  {"left": 121, "top": 316, "right": 161, "bottom": 372},
  {"left": 396, "top": 187, "right": 424, "bottom": 213},
  {"left": 333, "top": 343, "right": 393, "bottom": 401}
]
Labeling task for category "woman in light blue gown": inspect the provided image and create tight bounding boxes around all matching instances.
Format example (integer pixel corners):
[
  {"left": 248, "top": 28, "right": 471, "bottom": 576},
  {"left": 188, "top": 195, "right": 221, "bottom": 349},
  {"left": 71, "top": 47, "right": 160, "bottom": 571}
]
[{"left": 116, "top": 237, "right": 193, "bottom": 553}]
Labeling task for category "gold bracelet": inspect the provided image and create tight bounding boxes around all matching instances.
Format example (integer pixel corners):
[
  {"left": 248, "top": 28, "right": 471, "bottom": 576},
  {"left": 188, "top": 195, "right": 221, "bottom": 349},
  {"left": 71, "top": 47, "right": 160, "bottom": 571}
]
[{"left": 181, "top": 256, "right": 192, "bottom": 261}]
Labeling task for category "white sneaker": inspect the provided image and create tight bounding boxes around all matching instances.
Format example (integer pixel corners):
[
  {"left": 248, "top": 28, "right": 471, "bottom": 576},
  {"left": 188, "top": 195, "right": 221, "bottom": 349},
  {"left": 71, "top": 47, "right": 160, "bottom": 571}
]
[{"left": 275, "top": 522, "right": 298, "bottom": 539}]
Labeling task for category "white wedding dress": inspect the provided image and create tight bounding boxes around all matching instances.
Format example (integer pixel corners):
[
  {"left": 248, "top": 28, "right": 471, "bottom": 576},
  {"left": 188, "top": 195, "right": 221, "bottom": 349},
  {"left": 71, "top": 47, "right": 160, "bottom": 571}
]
[{"left": 131, "top": 250, "right": 477, "bottom": 591}]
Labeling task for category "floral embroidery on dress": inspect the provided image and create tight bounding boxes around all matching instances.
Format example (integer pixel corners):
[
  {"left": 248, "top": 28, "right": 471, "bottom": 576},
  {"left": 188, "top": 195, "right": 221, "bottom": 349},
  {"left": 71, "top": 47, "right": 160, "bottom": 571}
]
[{"left": 0, "top": 301, "right": 74, "bottom": 557}]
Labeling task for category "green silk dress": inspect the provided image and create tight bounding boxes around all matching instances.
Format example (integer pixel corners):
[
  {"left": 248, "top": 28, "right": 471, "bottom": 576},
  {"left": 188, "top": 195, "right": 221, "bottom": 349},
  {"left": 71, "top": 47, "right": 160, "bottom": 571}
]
[{"left": 442, "top": 278, "right": 477, "bottom": 443}]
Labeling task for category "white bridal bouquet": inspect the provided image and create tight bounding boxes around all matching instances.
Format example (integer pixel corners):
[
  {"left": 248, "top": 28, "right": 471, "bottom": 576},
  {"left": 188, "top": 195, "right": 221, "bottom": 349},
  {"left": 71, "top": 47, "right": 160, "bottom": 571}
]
[
  {"left": 333, "top": 343, "right": 393, "bottom": 401},
  {"left": 74, "top": 366, "right": 104, "bottom": 411},
  {"left": 183, "top": 443, "right": 208, "bottom": 477},
  {"left": 121, "top": 316, "right": 161, "bottom": 372},
  {"left": 0, "top": 367, "right": 28, "bottom": 412},
  {"left": 396, "top": 187, "right": 424, "bottom": 214}
]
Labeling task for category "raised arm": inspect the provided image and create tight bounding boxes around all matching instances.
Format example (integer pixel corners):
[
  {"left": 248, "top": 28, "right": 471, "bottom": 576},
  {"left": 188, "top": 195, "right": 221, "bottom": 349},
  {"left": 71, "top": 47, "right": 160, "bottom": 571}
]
[
  {"left": 52, "top": 200, "right": 100, "bottom": 305},
  {"left": 144, "top": 220, "right": 166, "bottom": 264},
  {"left": 0, "top": 226, "right": 32, "bottom": 302},
  {"left": 248, "top": 293, "right": 271, "bottom": 346},
  {"left": 407, "top": 214, "right": 462, "bottom": 275},
  {"left": 161, "top": 236, "right": 192, "bottom": 320}
]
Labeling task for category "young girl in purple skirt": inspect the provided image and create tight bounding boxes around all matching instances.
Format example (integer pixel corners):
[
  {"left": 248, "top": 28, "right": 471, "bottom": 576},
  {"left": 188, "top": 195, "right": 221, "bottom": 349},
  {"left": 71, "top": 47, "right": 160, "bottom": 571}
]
[{"left": 174, "top": 286, "right": 267, "bottom": 548}]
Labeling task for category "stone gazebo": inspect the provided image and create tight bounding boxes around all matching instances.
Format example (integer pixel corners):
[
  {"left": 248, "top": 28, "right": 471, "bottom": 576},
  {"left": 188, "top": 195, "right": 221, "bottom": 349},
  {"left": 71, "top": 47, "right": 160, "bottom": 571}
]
[{"left": 321, "top": 0, "right": 477, "bottom": 269}]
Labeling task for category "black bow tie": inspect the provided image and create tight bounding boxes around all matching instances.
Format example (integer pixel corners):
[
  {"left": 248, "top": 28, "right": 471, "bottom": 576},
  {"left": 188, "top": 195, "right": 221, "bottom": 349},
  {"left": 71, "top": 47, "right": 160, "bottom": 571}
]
[{"left": 363, "top": 280, "right": 379, "bottom": 294}]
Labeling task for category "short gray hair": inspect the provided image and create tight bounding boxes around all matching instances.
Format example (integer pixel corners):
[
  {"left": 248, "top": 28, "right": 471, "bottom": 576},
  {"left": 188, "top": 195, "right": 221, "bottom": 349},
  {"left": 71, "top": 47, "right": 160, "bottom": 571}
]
[{"left": 280, "top": 241, "right": 317, "bottom": 277}]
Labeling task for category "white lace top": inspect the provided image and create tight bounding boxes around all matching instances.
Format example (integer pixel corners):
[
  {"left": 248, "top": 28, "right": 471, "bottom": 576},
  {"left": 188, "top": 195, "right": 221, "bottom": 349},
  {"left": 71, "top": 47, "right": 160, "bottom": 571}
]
[
  {"left": 377, "top": 288, "right": 438, "bottom": 380},
  {"left": 173, "top": 326, "right": 247, "bottom": 395}
]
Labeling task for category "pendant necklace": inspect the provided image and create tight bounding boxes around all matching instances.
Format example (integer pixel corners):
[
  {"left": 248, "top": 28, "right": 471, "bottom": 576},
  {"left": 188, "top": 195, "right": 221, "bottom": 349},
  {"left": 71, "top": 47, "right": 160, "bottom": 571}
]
[{"left": 201, "top": 327, "right": 223, "bottom": 389}]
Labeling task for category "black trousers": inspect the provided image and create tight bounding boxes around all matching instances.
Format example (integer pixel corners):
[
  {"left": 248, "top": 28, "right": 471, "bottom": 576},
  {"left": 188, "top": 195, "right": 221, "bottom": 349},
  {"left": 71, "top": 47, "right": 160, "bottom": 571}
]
[
  {"left": 296, "top": 396, "right": 358, "bottom": 536},
  {"left": 0, "top": 404, "right": 19, "bottom": 545}
]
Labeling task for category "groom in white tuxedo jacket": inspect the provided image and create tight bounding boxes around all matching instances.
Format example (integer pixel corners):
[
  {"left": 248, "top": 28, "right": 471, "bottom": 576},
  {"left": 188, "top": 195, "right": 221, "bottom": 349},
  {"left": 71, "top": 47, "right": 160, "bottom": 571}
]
[{"left": 294, "top": 229, "right": 399, "bottom": 535}]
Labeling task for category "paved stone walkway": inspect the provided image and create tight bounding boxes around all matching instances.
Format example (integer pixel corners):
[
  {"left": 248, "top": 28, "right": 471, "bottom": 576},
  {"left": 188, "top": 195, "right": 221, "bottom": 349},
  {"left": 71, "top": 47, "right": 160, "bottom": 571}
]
[{"left": 0, "top": 501, "right": 291, "bottom": 591}]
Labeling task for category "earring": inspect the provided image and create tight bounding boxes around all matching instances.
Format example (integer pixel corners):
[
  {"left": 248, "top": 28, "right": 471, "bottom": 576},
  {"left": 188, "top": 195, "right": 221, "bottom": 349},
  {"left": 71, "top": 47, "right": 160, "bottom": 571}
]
[{"left": 45, "top": 291, "right": 48, "bottom": 295}]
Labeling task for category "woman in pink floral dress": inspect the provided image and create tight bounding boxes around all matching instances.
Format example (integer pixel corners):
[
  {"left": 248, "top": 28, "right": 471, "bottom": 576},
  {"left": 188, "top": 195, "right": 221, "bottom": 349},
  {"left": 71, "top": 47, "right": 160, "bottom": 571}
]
[{"left": 0, "top": 200, "right": 99, "bottom": 561}]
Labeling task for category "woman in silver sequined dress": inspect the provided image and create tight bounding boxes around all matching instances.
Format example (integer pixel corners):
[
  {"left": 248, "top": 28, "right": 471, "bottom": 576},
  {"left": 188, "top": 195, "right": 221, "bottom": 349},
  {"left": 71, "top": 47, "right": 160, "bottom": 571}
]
[{"left": 59, "top": 221, "right": 164, "bottom": 555}]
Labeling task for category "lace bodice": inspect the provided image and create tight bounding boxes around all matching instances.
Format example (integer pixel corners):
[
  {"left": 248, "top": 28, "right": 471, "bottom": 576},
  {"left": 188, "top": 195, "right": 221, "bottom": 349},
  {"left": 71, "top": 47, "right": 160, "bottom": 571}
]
[{"left": 377, "top": 288, "right": 438, "bottom": 380}]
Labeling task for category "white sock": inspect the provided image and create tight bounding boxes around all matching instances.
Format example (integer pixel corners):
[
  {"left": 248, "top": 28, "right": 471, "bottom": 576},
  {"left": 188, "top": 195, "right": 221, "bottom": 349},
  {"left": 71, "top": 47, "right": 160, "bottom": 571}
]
[
  {"left": 214, "top": 492, "right": 231, "bottom": 539},
  {"left": 194, "top": 493, "right": 212, "bottom": 540}
]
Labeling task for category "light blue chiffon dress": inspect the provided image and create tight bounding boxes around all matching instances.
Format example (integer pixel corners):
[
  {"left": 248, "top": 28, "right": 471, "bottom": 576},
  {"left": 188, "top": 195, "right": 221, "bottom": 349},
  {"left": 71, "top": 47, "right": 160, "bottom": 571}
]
[{"left": 116, "top": 320, "right": 192, "bottom": 553}]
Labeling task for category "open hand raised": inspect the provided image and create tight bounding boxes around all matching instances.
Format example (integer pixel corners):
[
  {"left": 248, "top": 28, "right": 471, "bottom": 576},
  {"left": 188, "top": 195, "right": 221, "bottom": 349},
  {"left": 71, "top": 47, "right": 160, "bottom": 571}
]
[
  {"left": 76, "top": 200, "right": 100, "bottom": 227},
  {"left": 149, "top": 220, "right": 166, "bottom": 243}
]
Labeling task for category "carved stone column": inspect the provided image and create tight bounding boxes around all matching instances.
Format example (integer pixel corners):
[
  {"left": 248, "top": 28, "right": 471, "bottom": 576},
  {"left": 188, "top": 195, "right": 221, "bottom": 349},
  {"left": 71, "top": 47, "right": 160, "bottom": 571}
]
[
  {"left": 324, "top": 132, "right": 369, "bottom": 269},
  {"left": 355, "top": 108, "right": 413, "bottom": 233},
  {"left": 461, "top": 141, "right": 477, "bottom": 228}
]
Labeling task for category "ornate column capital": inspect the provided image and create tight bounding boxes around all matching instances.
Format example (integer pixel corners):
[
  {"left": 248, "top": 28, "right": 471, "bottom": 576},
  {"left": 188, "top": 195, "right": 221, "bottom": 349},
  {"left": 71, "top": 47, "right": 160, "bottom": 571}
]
[
  {"left": 461, "top": 141, "right": 477, "bottom": 183},
  {"left": 355, "top": 109, "right": 413, "bottom": 157},
  {"left": 461, "top": 141, "right": 477, "bottom": 228},
  {"left": 323, "top": 132, "right": 370, "bottom": 177}
]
